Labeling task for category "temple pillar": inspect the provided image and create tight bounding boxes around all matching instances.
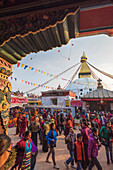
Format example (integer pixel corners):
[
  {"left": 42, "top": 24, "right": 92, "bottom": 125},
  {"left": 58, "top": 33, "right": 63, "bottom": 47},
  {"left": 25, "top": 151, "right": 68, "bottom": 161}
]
[{"left": 0, "top": 57, "right": 12, "bottom": 134}]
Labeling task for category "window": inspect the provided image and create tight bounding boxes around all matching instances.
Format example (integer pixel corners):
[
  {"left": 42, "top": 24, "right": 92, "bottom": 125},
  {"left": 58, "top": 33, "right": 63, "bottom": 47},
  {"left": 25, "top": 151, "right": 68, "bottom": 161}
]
[
  {"left": 89, "top": 88, "right": 92, "bottom": 91},
  {"left": 80, "top": 89, "right": 83, "bottom": 91},
  {"left": 46, "top": 93, "right": 51, "bottom": 96},
  {"left": 80, "top": 92, "right": 82, "bottom": 95},
  {"left": 58, "top": 92, "right": 63, "bottom": 96},
  {"left": 51, "top": 98, "right": 57, "bottom": 105}
]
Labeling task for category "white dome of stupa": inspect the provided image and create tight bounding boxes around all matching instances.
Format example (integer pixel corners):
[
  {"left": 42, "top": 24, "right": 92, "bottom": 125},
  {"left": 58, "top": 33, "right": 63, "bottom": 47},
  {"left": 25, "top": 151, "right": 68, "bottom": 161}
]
[{"left": 66, "top": 77, "right": 97, "bottom": 98}]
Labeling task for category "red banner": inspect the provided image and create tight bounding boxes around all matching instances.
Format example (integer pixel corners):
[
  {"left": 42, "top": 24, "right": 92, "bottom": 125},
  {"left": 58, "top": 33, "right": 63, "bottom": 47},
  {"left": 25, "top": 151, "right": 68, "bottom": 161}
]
[
  {"left": 71, "top": 100, "right": 82, "bottom": 107},
  {"left": 11, "top": 97, "right": 28, "bottom": 104}
]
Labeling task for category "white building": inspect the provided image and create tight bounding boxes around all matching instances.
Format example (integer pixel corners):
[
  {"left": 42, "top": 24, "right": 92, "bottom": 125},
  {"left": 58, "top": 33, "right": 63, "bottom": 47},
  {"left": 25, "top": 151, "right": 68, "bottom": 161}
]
[{"left": 41, "top": 85, "right": 76, "bottom": 116}]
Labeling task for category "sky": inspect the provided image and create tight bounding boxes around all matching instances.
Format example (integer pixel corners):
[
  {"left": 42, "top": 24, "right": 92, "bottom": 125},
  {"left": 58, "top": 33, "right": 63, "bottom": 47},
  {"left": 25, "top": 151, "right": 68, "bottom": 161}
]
[{"left": 10, "top": 34, "right": 113, "bottom": 95}]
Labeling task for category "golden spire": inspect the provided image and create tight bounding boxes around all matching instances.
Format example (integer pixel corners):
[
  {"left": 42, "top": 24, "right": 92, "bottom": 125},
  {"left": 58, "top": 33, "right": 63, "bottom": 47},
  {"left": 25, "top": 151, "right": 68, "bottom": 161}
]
[
  {"left": 81, "top": 52, "right": 87, "bottom": 62},
  {"left": 79, "top": 52, "right": 91, "bottom": 78}
]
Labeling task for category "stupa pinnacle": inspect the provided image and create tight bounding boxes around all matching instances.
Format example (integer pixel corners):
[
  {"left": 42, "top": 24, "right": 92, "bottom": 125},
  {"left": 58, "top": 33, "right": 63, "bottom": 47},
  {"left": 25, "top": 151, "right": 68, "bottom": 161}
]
[{"left": 79, "top": 52, "right": 91, "bottom": 78}]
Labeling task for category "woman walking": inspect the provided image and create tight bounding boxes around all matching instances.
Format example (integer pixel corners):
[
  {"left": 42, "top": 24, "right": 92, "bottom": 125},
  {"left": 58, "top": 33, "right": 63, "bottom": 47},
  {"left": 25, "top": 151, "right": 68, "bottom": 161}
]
[
  {"left": 99, "top": 121, "right": 113, "bottom": 164},
  {"left": 12, "top": 130, "right": 38, "bottom": 170},
  {"left": 88, "top": 127, "right": 102, "bottom": 170},
  {"left": 29, "top": 117, "right": 40, "bottom": 147},
  {"left": 28, "top": 117, "right": 39, "bottom": 169},
  {"left": 46, "top": 123, "right": 59, "bottom": 169},
  {"left": 19, "top": 114, "right": 27, "bottom": 137}
]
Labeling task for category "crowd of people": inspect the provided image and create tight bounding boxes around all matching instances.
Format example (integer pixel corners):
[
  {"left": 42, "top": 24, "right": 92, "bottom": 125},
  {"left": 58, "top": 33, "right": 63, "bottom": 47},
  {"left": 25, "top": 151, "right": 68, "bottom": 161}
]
[{"left": 0, "top": 108, "right": 113, "bottom": 170}]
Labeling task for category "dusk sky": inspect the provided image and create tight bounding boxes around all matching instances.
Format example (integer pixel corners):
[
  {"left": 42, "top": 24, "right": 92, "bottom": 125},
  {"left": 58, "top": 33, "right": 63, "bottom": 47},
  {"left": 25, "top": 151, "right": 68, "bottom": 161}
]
[{"left": 10, "top": 34, "right": 113, "bottom": 95}]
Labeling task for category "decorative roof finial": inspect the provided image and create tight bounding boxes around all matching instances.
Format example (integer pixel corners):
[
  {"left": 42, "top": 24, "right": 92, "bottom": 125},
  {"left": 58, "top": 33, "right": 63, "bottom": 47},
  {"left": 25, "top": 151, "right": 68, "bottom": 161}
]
[
  {"left": 81, "top": 52, "right": 87, "bottom": 62},
  {"left": 97, "top": 78, "right": 103, "bottom": 89},
  {"left": 57, "top": 84, "right": 62, "bottom": 90}
]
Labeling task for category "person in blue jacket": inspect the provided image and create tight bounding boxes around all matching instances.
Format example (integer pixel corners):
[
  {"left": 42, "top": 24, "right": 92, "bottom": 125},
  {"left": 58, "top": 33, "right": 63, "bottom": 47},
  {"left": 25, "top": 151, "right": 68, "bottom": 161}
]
[{"left": 46, "top": 123, "right": 59, "bottom": 169}]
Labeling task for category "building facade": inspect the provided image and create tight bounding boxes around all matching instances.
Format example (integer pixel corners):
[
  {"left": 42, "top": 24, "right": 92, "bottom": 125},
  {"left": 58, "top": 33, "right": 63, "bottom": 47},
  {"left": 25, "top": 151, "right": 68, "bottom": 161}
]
[{"left": 41, "top": 85, "right": 76, "bottom": 116}]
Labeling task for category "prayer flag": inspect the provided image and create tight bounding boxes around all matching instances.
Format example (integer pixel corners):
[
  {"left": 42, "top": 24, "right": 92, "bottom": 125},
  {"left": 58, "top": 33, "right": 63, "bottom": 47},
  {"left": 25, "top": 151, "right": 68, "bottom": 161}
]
[
  {"left": 21, "top": 64, "right": 25, "bottom": 68},
  {"left": 24, "top": 65, "right": 28, "bottom": 69},
  {"left": 28, "top": 67, "right": 31, "bottom": 71},
  {"left": 17, "top": 63, "right": 20, "bottom": 67}
]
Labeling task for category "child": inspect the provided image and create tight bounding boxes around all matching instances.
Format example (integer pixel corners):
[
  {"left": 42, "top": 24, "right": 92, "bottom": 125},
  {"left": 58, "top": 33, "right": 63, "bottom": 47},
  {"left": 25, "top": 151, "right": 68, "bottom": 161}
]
[
  {"left": 64, "top": 127, "right": 76, "bottom": 169},
  {"left": 74, "top": 133, "right": 85, "bottom": 170}
]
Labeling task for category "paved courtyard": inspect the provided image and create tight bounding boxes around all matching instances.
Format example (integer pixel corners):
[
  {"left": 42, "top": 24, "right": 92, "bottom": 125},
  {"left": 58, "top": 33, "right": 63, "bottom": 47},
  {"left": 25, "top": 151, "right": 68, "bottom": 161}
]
[{"left": 9, "top": 128, "right": 113, "bottom": 170}]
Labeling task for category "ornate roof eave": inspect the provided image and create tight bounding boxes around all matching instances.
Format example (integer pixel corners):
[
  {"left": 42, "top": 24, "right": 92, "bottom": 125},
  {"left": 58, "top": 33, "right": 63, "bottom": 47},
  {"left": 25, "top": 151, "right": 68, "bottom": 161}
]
[{"left": 0, "top": 6, "right": 80, "bottom": 64}]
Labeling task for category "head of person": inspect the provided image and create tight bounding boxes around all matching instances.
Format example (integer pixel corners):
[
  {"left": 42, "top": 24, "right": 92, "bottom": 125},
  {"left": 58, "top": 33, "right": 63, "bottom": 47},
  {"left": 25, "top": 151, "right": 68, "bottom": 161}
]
[
  {"left": 90, "top": 115, "right": 94, "bottom": 122},
  {"left": 95, "top": 113, "right": 98, "bottom": 119},
  {"left": 82, "top": 120, "right": 87, "bottom": 128},
  {"left": 105, "top": 121, "right": 111, "bottom": 128},
  {"left": 50, "top": 123, "right": 56, "bottom": 130},
  {"left": 0, "top": 134, "right": 11, "bottom": 167},
  {"left": 103, "top": 113, "right": 106, "bottom": 117},
  {"left": 70, "top": 127, "right": 74, "bottom": 134},
  {"left": 40, "top": 117, "right": 43, "bottom": 123},
  {"left": 35, "top": 117, "right": 39, "bottom": 125},
  {"left": 58, "top": 114, "right": 60, "bottom": 118},
  {"left": 92, "top": 127, "right": 99, "bottom": 137},
  {"left": 81, "top": 115, "right": 85, "bottom": 120},
  {"left": 23, "top": 130, "right": 31, "bottom": 141},
  {"left": 77, "top": 133, "right": 82, "bottom": 143}
]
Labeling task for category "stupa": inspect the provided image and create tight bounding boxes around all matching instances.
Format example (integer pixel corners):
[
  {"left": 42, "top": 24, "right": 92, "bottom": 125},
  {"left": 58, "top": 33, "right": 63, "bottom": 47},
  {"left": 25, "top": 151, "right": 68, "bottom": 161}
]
[{"left": 66, "top": 52, "right": 97, "bottom": 98}]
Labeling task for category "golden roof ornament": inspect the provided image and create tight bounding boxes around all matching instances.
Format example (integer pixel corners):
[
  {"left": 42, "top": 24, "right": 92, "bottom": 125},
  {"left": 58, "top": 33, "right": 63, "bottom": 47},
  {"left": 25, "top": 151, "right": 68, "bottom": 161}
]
[
  {"left": 79, "top": 52, "right": 91, "bottom": 78},
  {"left": 81, "top": 52, "right": 87, "bottom": 62}
]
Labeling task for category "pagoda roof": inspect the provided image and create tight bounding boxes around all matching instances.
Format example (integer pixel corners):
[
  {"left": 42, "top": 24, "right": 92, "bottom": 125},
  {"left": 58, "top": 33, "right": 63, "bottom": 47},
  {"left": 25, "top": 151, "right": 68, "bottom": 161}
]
[{"left": 82, "top": 88, "right": 113, "bottom": 99}]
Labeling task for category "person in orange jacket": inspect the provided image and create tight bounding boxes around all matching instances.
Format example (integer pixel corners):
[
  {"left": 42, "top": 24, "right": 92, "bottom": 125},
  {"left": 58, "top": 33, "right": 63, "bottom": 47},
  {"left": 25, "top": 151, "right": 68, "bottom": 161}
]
[{"left": 74, "top": 133, "right": 85, "bottom": 170}]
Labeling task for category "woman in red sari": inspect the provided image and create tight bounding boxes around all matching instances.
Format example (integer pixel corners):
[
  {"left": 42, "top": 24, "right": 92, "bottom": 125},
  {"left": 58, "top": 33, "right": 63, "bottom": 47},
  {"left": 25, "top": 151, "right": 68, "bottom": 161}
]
[
  {"left": 15, "top": 113, "right": 23, "bottom": 136},
  {"left": 19, "top": 114, "right": 27, "bottom": 137}
]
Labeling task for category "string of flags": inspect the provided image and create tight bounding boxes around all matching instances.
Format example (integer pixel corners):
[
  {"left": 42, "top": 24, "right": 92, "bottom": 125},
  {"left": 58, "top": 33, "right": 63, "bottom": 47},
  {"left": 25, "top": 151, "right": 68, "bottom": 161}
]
[
  {"left": 17, "top": 62, "right": 71, "bottom": 82},
  {"left": 9, "top": 76, "right": 57, "bottom": 90},
  {"left": 16, "top": 62, "right": 90, "bottom": 86}
]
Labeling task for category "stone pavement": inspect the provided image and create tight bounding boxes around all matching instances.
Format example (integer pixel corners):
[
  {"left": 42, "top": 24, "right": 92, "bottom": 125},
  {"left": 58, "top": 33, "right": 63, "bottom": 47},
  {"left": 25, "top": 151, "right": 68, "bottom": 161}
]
[{"left": 8, "top": 128, "right": 113, "bottom": 170}]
